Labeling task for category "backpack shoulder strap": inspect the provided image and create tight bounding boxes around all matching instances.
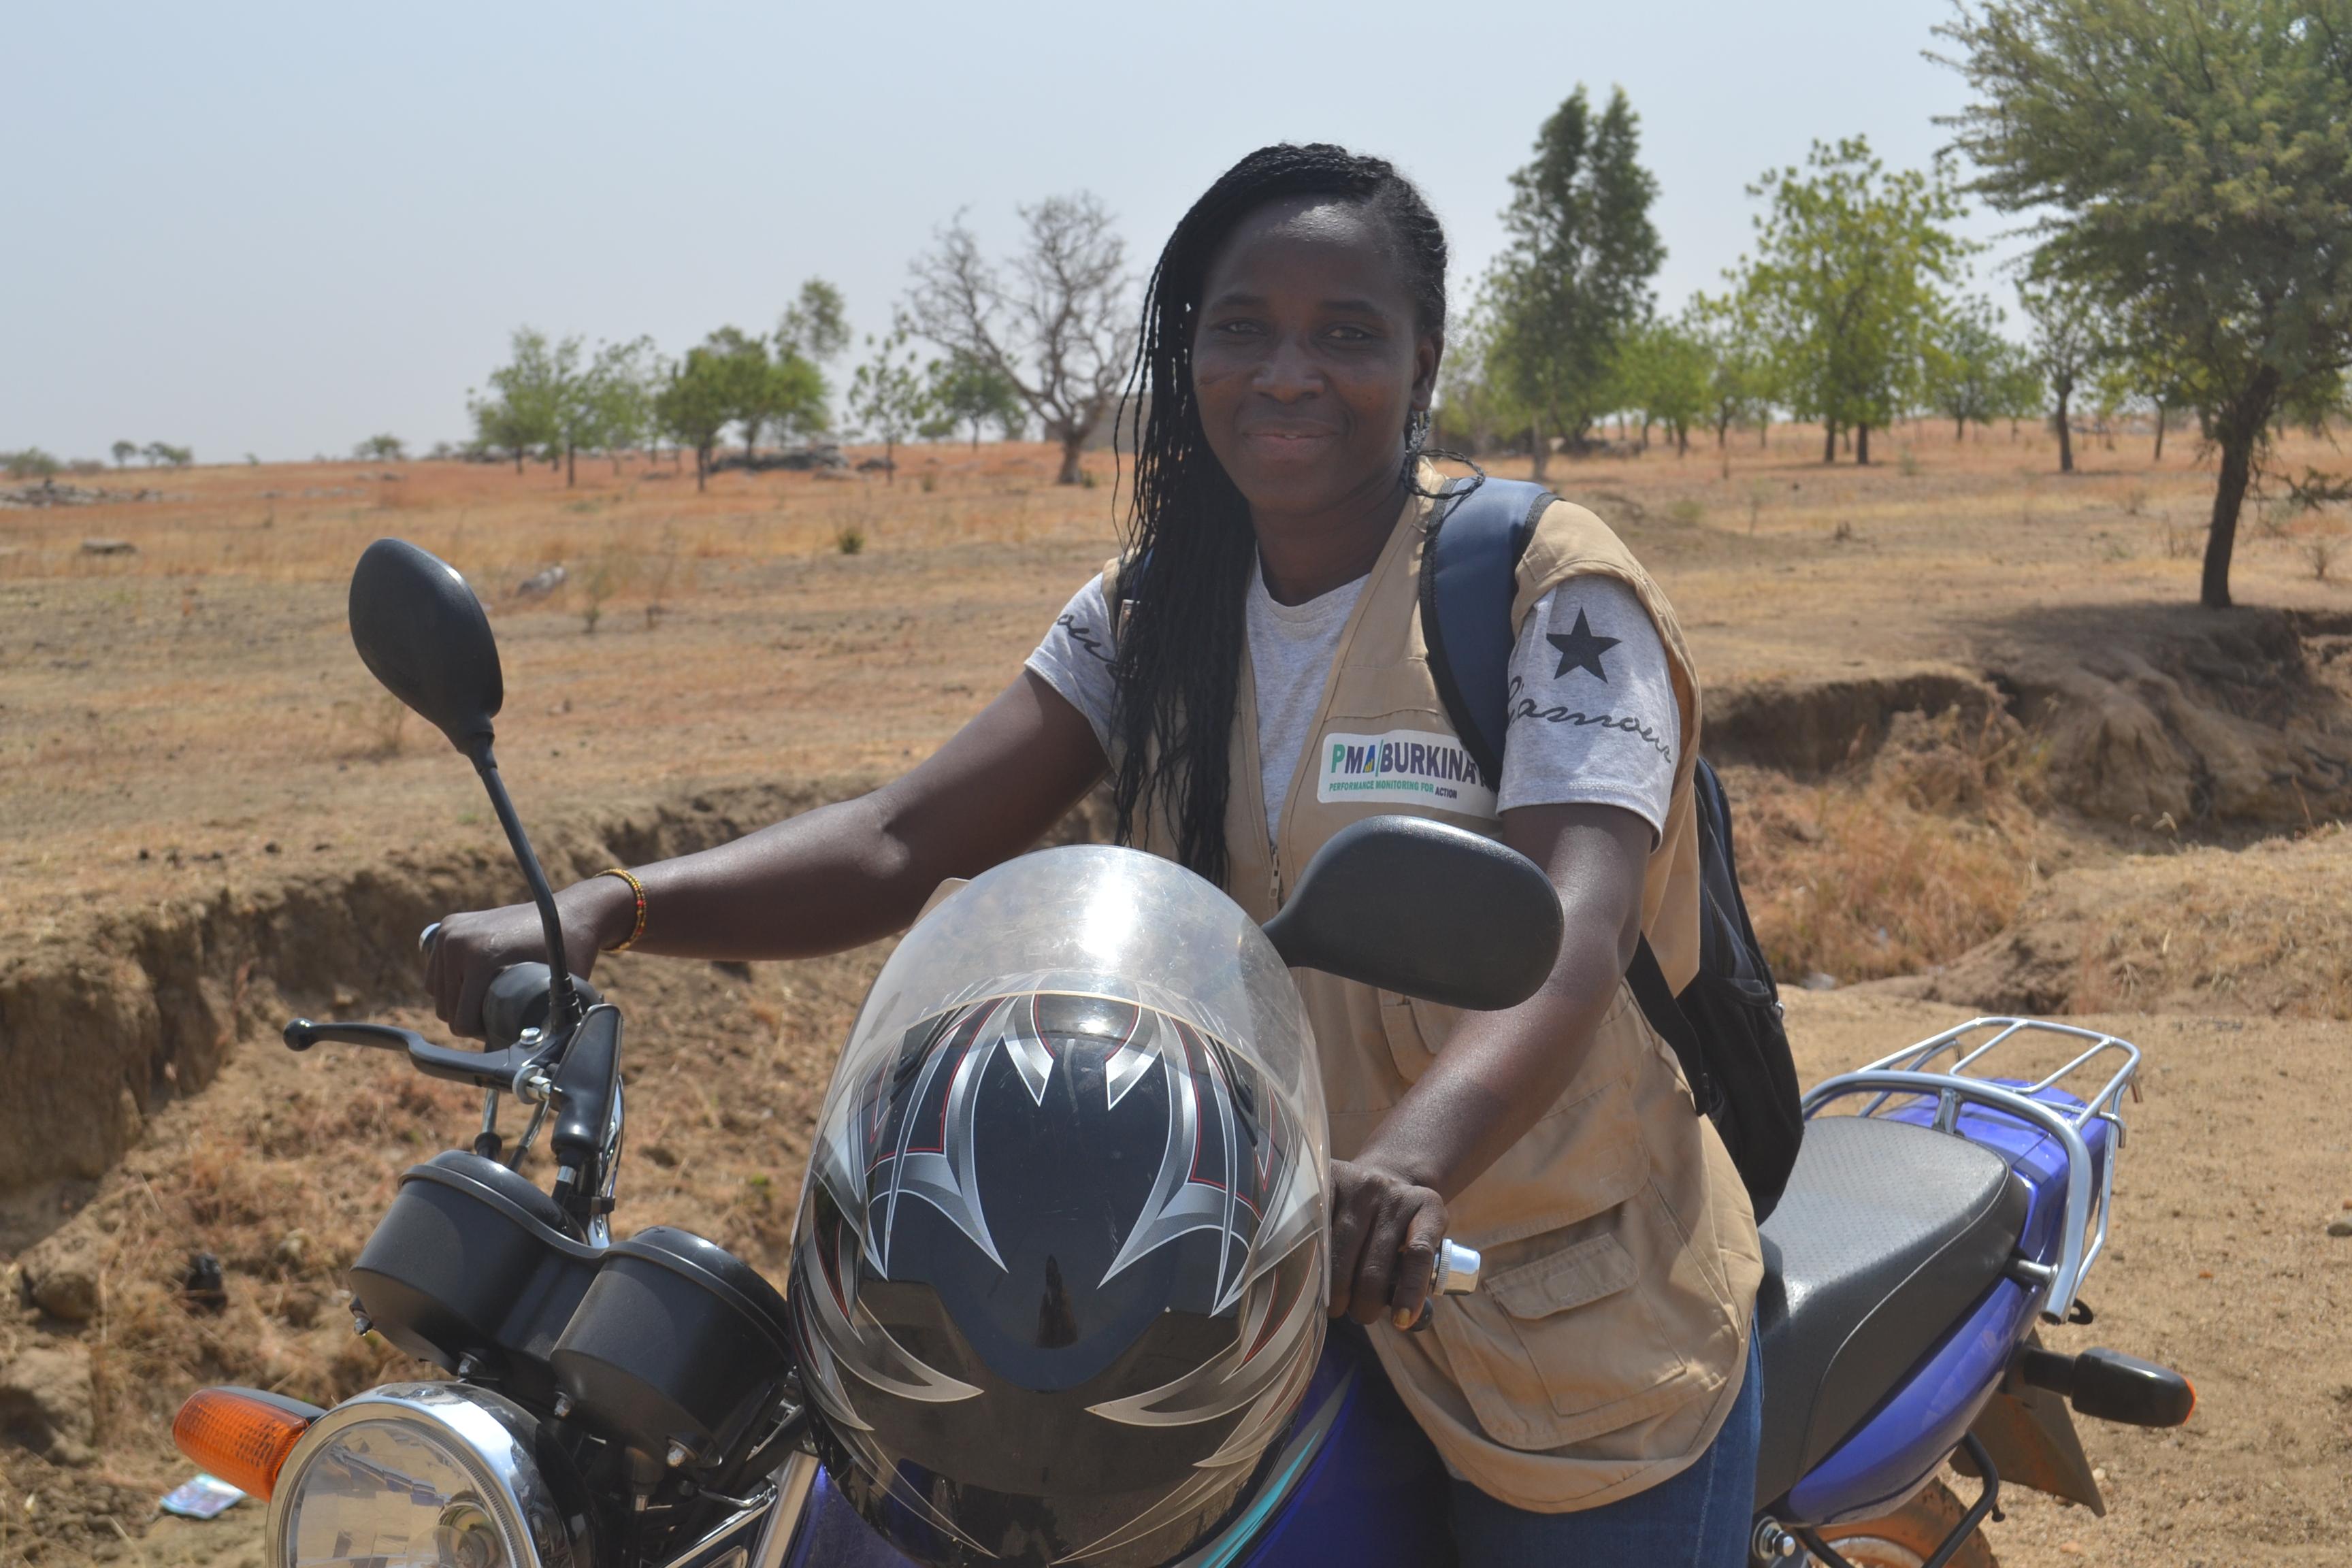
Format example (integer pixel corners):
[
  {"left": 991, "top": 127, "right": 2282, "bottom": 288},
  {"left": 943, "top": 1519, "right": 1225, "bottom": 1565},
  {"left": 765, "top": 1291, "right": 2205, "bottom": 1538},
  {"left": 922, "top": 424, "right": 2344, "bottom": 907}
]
[{"left": 1420, "top": 477, "right": 1557, "bottom": 787}]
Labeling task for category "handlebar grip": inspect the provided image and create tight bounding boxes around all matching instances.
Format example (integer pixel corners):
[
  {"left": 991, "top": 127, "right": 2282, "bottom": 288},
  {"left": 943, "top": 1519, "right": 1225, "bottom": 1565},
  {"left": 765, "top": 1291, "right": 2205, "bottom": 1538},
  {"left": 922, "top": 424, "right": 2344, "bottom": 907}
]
[
  {"left": 1406, "top": 1240, "right": 1482, "bottom": 1334},
  {"left": 1435, "top": 1240, "right": 1481, "bottom": 1295}
]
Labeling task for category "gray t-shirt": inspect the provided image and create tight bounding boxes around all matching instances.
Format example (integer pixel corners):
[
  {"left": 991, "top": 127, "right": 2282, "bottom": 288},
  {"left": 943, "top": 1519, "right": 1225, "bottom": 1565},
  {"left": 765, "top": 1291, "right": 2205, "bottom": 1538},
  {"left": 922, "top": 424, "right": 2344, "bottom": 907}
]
[{"left": 1026, "top": 562, "right": 1680, "bottom": 842}]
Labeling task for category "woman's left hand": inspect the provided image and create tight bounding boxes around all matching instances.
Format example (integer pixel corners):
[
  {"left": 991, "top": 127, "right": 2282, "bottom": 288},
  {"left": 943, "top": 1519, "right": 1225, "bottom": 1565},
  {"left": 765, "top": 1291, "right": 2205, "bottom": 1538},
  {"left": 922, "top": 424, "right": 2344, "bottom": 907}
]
[{"left": 1327, "top": 1158, "right": 1450, "bottom": 1329}]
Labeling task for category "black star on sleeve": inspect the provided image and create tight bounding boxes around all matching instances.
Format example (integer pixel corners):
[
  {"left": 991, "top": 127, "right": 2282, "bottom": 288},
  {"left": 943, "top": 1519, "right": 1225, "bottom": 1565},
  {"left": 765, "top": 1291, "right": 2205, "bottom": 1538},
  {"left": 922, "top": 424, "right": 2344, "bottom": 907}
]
[{"left": 1546, "top": 607, "right": 1621, "bottom": 682}]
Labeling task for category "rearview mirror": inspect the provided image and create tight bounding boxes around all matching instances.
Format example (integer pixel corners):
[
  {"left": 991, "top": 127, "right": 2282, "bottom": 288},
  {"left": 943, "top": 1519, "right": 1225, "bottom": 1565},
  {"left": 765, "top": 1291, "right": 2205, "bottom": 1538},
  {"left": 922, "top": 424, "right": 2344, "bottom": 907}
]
[
  {"left": 1260, "top": 817, "right": 1562, "bottom": 1011},
  {"left": 348, "top": 538, "right": 504, "bottom": 759}
]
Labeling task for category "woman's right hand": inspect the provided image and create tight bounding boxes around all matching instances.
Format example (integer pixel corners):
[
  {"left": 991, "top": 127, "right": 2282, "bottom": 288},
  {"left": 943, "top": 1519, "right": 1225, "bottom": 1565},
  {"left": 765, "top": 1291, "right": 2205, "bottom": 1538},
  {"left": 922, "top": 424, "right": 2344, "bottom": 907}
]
[{"left": 425, "top": 877, "right": 631, "bottom": 1038}]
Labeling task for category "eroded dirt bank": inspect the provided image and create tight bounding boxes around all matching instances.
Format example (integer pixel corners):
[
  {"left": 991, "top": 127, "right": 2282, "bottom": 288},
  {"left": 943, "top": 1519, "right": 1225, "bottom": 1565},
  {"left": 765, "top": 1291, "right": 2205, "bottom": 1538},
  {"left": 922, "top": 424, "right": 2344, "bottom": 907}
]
[{"left": 1, "top": 779, "right": 888, "bottom": 1218}]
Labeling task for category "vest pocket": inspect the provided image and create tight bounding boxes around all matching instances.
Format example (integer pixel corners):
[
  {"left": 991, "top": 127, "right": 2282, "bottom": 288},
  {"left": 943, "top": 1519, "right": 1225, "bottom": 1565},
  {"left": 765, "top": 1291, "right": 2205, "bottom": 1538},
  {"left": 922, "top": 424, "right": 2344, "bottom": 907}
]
[{"left": 1428, "top": 1196, "right": 1697, "bottom": 1451}]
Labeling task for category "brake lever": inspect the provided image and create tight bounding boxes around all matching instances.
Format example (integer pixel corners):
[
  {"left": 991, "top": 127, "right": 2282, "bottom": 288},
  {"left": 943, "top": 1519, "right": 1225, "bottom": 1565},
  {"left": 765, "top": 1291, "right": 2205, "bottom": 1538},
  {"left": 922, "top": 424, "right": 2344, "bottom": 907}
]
[
  {"left": 283, "top": 1019, "right": 429, "bottom": 1054},
  {"left": 282, "top": 1017, "right": 543, "bottom": 1092}
]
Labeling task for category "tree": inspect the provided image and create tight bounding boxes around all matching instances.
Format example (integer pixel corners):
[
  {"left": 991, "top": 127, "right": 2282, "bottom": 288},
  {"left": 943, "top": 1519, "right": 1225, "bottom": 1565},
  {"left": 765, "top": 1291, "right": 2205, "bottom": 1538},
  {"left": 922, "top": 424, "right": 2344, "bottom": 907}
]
[
  {"left": 3, "top": 448, "right": 60, "bottom": 480},
  {"left": 1734, "top": 138, "right": 1968, "bottom": 465},
  {"left": 353, "top": 434, "right": 407, "bottom": 463},
  {"left": 1433, "top": 297, "right": 1531, "bottom": 455},
  {"left": 582, "top": 337, "right": 660, "bottom": 473},
  {"left": 1484, "top": 85, "right": 1663, "bottom": 480},
  {"left": 653, "top": 346, "right": 734, "bottom": 491},
  {"left": 1924, "top": 297, "right": 2021, "bottom": 442},
  {"left": 1686, "top": 294, "right": 1776, "bottom": 448},
  {"left": 847, "top": 326, "right": 937, "bottom": 483},
  {"left": 110, "top": 440, "right": 135, "bottom": 468},
  {"left": 923, "top": 352, "right": 1026, "bottom": 448},
  {"left": 2102, "top": 311, "right": 2201, "bottom": 461},
  {"left": 1944, "top": 0, "right": 2352, "bottom": 606},
  {"left": 2018, "top": 280, "right": 2102, "bottom": 475},
  {"left": 140, "top": 441, "right": 193, "bottom": 468},
  {"left": 693, "top": 327, "right": 824, "bottom": 466},
  {"left": 470, "top": 327, "right": 566, "bottom": 473},
  {"left": 779, "top": 278, "right": 851, "bottom": 368},
  {"left": 907, "top": 193, "right": 1137, "bottom": 485},
  {"left": 1616, "top": 316, "right": 1711, "bottom": 455}
]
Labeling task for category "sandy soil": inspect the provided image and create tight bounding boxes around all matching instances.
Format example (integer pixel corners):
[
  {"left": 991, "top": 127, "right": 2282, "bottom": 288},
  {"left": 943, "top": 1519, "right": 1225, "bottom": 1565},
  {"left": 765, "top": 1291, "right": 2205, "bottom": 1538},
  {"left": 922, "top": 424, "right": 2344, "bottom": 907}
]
[{"left": 5, "top": 430, "right": 2351, "bottom": 1565}]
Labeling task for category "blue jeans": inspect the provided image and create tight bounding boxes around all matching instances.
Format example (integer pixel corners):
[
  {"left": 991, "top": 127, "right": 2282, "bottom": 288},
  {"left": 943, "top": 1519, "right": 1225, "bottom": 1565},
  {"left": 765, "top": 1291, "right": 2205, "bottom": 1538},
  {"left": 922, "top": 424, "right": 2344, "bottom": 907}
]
[{"left": 1432, "top": 1328, "right": 1763, "bottom": 1567}]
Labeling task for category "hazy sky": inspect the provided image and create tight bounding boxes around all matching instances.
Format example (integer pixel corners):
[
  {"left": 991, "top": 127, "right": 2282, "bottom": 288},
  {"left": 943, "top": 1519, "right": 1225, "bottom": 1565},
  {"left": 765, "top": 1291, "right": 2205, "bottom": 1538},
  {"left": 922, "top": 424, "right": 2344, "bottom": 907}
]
[{"left": 2, "top": 0, "right": 2022, "bottom": 463}]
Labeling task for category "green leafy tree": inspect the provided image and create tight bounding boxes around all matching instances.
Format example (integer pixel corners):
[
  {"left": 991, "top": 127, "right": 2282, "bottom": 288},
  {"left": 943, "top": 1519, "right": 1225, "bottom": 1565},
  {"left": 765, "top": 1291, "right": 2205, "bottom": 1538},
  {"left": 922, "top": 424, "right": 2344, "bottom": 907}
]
[
  {"left": 470, "top": 327, "right": 566, "bottom": 473},
  {"left": 908, "top": 193, "right": 1137, "bottom": 485},
  {"left": 922, "top": 353, "right": 1025, "bottom": 448},
  {"left": 2100, "top": 310, "right": 2202, "bottom": 461},
  {"left": 778, "top": 278, "right": 851, "bottom": 368},
  {"left": 1924, "top": 297, "right": 2023, "bottom": 442},
  {"left": 353, "top": 434, "right": 408, "bottom": 463},
  {"left": 653, "top": 346, "right": 735, "bottom": 491},
  {"left": 1432, "top": 297, "right": 1531, "bottom": 456},
  {"left": 699, "top": 327, "right": 774, "bottom": 466},
  {"left": 847, "top": 326, "right": 938, "bottom": 483},
  {"left": 109, "top": 440, "right": 135, "bottom": 468},
  {"left": 694, "top": 327, "right": 825, "bottom": 466},
  {"left": 3, "top": 448, "right": 61, "bottom": 480},
  {"left": 582, "top": 337, "right": 660, "bottom": 474},
  {"left": 1617, "top": 316, "right": 1712, "bottom": 455},
  {"left": 1735, "top": 137, "right": 1968, "bottom": 465},
  {"left": 1686, "top": 294, "right": 1776, "bottom": 447},
  {"left": 1944, "top": 0, "right": 2352, "bottom": 605},
  {"left": 140, "top": 441, "right": 193, "bottom": 468},
  {"left": 2018, "top": 280, "right": 2104, "bottom": 475},
  {"left": 1485, "top": 85, "right": 1663, "bottom": 479}
]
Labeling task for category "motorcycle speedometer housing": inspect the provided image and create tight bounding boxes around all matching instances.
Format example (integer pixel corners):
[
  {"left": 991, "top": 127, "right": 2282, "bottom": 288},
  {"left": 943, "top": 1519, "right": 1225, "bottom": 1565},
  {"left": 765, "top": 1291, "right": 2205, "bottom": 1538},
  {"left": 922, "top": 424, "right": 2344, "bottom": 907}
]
[{"left": 265, "top": 1382, "right": 590, "bottom": 1568}]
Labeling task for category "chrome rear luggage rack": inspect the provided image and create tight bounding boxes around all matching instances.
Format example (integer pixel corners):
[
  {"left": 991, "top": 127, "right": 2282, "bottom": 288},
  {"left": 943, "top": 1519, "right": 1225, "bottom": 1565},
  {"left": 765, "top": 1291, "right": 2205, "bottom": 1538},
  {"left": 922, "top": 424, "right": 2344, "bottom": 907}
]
[{"left": 1801, "top": 1017, "right": 2142, "bottom": 1324}]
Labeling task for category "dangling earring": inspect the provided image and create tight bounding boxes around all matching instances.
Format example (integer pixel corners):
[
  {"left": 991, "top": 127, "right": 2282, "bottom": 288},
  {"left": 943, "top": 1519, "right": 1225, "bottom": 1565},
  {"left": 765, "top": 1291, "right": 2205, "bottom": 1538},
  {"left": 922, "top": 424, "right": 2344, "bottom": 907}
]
[{"left": 1405, "top": 408, "right": 1431, "bottom": 453}]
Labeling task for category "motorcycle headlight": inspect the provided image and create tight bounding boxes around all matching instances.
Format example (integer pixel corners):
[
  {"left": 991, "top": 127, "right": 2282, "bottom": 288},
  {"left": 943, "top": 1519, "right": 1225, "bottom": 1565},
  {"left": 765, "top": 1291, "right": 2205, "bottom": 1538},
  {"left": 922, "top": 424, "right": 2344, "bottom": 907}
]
[{"left": 267, "top": 1384, "right": 587, "bottom": 1568}]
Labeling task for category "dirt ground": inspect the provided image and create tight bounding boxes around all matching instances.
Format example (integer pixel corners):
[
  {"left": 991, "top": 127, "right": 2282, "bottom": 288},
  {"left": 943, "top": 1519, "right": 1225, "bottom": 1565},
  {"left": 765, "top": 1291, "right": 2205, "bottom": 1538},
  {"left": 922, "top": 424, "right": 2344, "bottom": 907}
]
[{"left": 5, "top": 428, "right": 2351, "bottom": 1565}]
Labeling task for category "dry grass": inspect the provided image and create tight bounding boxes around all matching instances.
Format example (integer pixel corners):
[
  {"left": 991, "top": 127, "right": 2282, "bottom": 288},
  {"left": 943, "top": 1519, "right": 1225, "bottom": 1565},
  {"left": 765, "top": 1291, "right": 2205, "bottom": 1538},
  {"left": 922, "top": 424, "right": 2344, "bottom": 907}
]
[
  {"left": 1927, "top": 823, "right": 2352, "bottom": 1019},
  {"left": 1729, "top": 704, "right": 2055, "bottom": 985}
]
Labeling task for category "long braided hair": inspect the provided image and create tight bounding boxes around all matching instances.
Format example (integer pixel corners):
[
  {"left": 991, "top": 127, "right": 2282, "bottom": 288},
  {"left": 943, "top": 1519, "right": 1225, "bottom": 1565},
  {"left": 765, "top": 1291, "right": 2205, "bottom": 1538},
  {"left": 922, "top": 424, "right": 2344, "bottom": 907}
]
[{"left": 1110, "top": 144, "right": 1452, "bottom": 888}]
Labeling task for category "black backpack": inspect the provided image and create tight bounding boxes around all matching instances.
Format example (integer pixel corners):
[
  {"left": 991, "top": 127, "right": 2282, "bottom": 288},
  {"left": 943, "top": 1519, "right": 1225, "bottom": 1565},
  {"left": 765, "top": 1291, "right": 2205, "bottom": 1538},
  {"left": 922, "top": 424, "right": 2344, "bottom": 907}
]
[{"left": 1420, "top": 476, "right": 1805, "bottom": 1221}]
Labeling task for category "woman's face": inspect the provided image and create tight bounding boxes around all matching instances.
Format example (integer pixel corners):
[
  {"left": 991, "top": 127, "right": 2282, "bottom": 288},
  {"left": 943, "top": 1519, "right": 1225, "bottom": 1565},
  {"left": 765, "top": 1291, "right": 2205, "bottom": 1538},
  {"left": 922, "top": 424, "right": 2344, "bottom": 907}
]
[{"left": 1192, "top": 196, "right": 1439, "bottom": 521}]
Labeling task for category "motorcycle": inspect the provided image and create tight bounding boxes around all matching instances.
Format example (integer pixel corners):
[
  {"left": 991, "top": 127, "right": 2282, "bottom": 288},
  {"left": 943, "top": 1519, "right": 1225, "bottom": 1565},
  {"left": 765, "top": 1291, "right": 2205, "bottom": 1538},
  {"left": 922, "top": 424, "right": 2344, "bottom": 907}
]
[{"left": 171, "top": 539, "right": 2193, "bottom": 1568}]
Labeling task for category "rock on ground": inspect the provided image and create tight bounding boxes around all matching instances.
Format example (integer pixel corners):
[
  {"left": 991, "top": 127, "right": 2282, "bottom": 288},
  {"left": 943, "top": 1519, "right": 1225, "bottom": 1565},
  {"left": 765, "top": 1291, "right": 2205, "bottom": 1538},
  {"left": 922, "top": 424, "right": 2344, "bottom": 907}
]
[{"left": 0, "top": 1343, "right": 95, "bottom": 1465}]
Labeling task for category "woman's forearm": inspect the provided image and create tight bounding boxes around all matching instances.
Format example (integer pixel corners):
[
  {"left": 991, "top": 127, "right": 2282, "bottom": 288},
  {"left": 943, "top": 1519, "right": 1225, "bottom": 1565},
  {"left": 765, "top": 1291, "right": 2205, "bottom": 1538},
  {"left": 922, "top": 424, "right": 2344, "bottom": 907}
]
[
  {"left": 1351, "top": 915, "right": 1635, "bottom": 1198},
  {"left": 600, "top": 791, "right": 957, "bottom": 961},
  {"left": 1322, "top": 804, "right": 1650, "bottom": 1325},
  {"left": 1350, "top": 801, "right": 1652, "bottom": 1198},
  {"left": 610, "top": 674, "right": 1106, "bottom": 962}
]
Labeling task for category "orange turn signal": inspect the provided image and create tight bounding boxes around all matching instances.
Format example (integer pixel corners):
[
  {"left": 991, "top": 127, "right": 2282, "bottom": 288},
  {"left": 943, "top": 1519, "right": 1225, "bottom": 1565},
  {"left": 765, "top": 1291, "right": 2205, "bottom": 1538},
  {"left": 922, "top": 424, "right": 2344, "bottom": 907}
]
[{"left": 172, "top": 1386, "right": 319, "bottom": 1502}]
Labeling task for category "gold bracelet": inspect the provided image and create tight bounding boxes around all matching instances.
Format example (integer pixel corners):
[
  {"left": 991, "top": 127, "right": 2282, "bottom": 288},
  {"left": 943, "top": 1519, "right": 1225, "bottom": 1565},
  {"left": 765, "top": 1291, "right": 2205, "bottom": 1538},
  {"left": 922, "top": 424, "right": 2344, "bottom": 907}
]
[{"left": 595, "top": 867, "right": 648, "bottom": 953}]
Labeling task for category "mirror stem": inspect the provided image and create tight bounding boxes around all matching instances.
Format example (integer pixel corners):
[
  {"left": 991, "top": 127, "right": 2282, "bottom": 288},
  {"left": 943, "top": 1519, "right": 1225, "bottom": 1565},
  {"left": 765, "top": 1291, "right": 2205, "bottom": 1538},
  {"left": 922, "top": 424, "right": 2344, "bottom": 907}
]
[{"left": 470, "top": 742, "right": 578, "bottom": 1034}]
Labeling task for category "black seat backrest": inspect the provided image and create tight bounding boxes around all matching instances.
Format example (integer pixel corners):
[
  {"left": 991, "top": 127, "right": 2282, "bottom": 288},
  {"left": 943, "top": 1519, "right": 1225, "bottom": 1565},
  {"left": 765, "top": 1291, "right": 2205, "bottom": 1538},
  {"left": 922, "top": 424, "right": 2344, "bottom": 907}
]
[{"left": 1752, "top": 1116, "right": 2030, "bottom": 1508}]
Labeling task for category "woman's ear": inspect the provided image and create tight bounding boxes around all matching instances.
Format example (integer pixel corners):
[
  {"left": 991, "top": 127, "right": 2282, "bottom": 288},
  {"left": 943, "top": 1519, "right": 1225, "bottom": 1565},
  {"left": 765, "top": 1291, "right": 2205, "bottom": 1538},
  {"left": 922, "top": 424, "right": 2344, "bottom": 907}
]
[{"left": 1411, "top": 333, "right": 1443, "bottom": 414}]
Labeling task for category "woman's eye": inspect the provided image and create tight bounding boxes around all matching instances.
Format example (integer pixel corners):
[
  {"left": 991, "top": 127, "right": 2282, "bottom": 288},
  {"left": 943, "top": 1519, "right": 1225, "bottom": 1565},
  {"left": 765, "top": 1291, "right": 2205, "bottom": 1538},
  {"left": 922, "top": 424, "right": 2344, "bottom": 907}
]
[{"left": 1324, "top": 324, "right": 1376, "bottom": 343}]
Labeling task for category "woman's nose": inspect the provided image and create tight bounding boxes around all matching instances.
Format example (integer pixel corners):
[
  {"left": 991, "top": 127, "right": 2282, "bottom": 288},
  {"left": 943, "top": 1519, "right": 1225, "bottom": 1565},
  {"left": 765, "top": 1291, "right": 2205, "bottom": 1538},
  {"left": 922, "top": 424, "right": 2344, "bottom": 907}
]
[{"left": 1250, "top": 333, "right": 1322, "bottom": 400}]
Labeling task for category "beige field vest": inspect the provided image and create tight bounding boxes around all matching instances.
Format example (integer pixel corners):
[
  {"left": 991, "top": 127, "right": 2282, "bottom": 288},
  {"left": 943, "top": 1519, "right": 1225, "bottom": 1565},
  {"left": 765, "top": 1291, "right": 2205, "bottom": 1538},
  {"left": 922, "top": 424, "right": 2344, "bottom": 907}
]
[{"left": 1111, "top": 476, "right": 1762, "bottom": 1512}]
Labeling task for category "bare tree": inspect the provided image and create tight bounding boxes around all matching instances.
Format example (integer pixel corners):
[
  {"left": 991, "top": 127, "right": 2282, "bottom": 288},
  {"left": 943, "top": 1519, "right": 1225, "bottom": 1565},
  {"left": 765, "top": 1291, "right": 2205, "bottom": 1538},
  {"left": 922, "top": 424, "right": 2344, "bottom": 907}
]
[{"left": 906, "top": 194, "right": 1137, "bottom": 485}]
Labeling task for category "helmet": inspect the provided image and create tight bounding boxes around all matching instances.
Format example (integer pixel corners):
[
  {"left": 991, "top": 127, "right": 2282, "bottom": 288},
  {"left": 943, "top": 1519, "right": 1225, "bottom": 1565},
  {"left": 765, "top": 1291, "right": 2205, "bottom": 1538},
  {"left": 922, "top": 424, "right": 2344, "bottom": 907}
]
[{"left": 787, "top": 846, "right": 1329, "bottom": 1567}]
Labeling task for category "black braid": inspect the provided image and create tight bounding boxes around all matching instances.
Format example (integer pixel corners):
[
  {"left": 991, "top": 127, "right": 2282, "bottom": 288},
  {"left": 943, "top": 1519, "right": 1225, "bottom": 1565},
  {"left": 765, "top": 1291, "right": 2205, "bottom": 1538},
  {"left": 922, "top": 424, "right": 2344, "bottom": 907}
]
[{"left": 1109, "top": 143, "right": 1452, "bottom": 887}]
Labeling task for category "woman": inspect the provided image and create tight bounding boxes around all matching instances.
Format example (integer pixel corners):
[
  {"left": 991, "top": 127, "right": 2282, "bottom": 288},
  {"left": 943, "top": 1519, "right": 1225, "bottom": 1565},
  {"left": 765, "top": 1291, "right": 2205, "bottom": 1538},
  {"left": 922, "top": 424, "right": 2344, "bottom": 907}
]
[{"left": 430, "top": 144, "right": 1762, "bottom": 1563}]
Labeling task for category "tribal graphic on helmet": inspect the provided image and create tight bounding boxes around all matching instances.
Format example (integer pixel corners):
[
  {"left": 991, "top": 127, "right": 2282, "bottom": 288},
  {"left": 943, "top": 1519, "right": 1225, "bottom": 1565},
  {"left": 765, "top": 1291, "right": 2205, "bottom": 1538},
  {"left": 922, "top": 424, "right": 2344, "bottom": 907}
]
[
  {"left": 787, "top": 987, "right": 1327, "bottom": 1565},
  {"left": 798, "top": 991, "right": 1318, "bottom": 1400}
]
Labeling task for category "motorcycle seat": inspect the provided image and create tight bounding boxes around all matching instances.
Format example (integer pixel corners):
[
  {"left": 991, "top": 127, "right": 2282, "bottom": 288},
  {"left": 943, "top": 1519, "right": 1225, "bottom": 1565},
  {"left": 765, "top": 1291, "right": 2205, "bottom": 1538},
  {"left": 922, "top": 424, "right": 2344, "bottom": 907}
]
[{"left": 1752, "top": 1115, "right": 2029, "bottom": 1509}]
